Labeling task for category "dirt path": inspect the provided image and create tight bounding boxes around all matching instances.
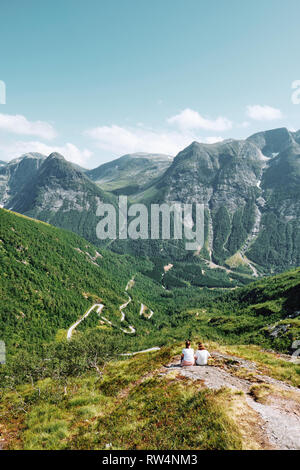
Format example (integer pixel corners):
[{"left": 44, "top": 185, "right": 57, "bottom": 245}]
[
  {"left": 164, "top": 351, "right": 300, "bottom": 450},
  {"left": 240, "top": 253, "right": 259, "bottom": 277},
  {"left": 164, "top": 263, "right": 173, "bottom": 273},
  {"left": 200, "top": 255, "right": 259, "bottom": 279},
  {"left": 120, "top": 347, "right": 161, "bottom": 357}
]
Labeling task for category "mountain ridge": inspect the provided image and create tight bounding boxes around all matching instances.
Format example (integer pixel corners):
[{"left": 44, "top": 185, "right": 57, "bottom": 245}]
[
  {"left": 130, "top": 128, "right": 300, "bottom": 272},
  {"left": 87, "top": 151, "right": 173, "bottom": 194},
  {"left": 5, "top": 153, "right": 116, "bottom": 245},
  {"left": 1, "top": 127, "right": 299, "bottom": 275}
]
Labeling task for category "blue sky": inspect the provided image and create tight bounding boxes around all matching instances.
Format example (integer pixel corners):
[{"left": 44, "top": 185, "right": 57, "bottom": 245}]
[{"left": 1, "top": 0, "right": 300, "bottom": 167}]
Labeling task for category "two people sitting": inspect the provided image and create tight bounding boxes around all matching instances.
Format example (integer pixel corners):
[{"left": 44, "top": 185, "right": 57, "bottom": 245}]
[{"left": 181, "top": 340, "right": 212, "bottom": 366}]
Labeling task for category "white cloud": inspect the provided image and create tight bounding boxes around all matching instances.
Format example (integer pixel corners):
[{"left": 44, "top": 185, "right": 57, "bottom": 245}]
[
  {"left": 167, "top": 108, "right": 232, "bottom": 131},
  {"left": 85, "top": 123, "right": 224, "bottom": 157},
  {"left": 238, "top": 121, "right": 250, "bottom": 128},
  {"left": 204, "top": 136, "right": 223, "bottom": 144},
  {"left": 0, "top": 141, "right": 92, "bottom": 166},
  {"left": 0, "top": 113, "right": 56, "bottom": 139},
  {"left": 85, "top": 125, "right": 182, "bottom": 155},
  {"left": 84, "top": 108, "right": 230, "bottom": 156},
  {"left": 246, "top": 105, "right": 283, "bottom": 121},
  {"left": 86, "top": 125, "right": 139, "bottom": 154}
]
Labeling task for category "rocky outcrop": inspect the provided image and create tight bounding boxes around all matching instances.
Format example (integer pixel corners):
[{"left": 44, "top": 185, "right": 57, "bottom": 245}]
[{"left": 0, "top": 153, "right": 45, "bottom": 207}]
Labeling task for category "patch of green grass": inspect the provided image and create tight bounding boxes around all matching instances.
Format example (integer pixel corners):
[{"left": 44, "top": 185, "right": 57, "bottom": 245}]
[
  {"left": 98, "top": 347, "right": 173, "bottom": 397},
  {"left": 78, "top": 377, "right": 244, "bottom": 450},
  {"left": 75, "top": 406, "right": 98, "bottom": 419},
  {"left": 249, "top": 384, "right": 274, "bottom": 404},
  {"left": 23, "top": 404, "right": 70, "bottom": 450},
  {"left": 1, "top": 342, "right": 299, "bottom": 450}
]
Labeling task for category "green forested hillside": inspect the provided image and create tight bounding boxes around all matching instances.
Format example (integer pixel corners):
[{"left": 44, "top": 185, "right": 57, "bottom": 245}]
[
  {"left": 0, "top": 208, "right": 218, "bottom": 357},
  {"left": 0, "top": 208, "right": 134, "bottom": 351},
  {"left": 223, "top": 267, "right": 300, "bottom": 314},
  {"left": 194, "top": 267, "right": 300, "bottom": 351},
  {"left": 1, "top": 206, "right": 299, "bottom": 379}
]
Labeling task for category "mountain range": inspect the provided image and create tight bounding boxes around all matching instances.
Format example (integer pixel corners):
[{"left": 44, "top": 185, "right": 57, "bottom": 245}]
[
  {"left": 1, "top": 140, "right": 300, "bottom": 451},
  {"left": 0, "top": 127, "right": 299, "bottom": 278},
  {"left": 86, "top": 152, "right": 173, "bottom": 194}
]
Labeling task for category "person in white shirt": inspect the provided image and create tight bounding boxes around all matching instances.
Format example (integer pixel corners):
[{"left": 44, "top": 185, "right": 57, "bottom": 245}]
[
  {"left": 194, "top": 342, "right": 212, "bottom": 366},
  {"left": 181, "top": 340, "right": 195, "bottom": 366}
]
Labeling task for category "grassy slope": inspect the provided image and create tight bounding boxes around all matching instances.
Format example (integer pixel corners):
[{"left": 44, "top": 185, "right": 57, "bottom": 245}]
[
  {"left": 0, "top": 208, "right": 169, "bottom": 354},
  {"left": 0, "top": 209, "right": 300, "bottom": 450},
  {"left": 1, "top": 347, "right": 241, "bottom": 450},
  {"left": 1, "top": 342, "right": 299, "bottom": 450},
  {"left": 0, "top": 208, "right": 230, "bottom": 357},
  {"left": 202, "top": 267, "right": 300, "bottom": 351}
]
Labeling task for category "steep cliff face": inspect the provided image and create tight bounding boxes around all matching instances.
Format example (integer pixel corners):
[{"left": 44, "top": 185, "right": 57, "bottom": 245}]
[
  {"left": 6, "top": 153, "right": 115, "bottom": 245},
  {"left": 142, "top": 128, "right": 300, "bottom": 272},
  {"left": 0, "top": 153, "right": 46, "bottom": 207},
  {"left": 246, "top": 127, "right": 295, "bottom": 157},
  {"left": 247, "top": 136, "right": 300, "bottom": 270},
  {"left": 159, "top": 140, "right": 262, "bottom": 210}
]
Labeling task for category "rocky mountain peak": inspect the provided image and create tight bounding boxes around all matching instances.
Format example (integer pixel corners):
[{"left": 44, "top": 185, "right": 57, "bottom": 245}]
[{"left": 247, "top": 127, "right": 295, "bottom": 157}]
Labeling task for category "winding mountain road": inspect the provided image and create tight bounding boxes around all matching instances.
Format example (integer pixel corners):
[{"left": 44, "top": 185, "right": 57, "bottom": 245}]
[
  {"left": 67, "top": 278, "right": 154, "bottom": 340},
  {"left": 120, "top": 347, "right": 161, "bottom": 356},
  {"left": 140, "top": 303, "right": 154, "bottom": 319},
  {"left": 67, "top": 303, "right": 104, "bottom": 340},
  {"left": 119, "top": 294, "right": 131, "bottom": 323}
]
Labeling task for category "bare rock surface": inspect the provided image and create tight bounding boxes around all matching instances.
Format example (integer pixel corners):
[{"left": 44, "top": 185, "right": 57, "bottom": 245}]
[{"left": 164, "top": 351, "right": 300, "bottom": 450}]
